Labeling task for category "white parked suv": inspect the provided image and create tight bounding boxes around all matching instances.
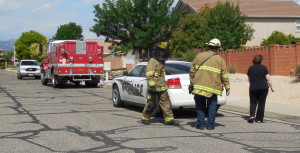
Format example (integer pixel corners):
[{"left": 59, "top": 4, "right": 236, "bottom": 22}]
[{"left": 17, "top": 60, "right": 41, "bottom": 79}]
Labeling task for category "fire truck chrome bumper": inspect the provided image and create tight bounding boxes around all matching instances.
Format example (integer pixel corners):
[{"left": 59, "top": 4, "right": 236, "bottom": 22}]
[{"left": 57, "top": 74, "right": 103, "bottom": 76}]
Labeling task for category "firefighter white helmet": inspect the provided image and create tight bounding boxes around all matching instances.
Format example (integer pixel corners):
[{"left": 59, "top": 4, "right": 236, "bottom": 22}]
[{"left": 206, "top": 38, "right": 221, "bottom": 47}]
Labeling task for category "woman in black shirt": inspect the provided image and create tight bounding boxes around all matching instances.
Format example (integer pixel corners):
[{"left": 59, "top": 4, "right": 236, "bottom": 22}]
[{"left": 247, "top": 54, "right": 274, "bottom": 123}]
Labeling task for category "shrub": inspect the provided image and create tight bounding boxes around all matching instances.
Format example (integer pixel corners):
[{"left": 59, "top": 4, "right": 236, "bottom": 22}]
[
  {"left": 229, "top": 65, "right": 237, "bottom": 74},
  {"left": 261, "top": 31, "right": 290, "bottom": 46},
  {"left": 287, "top": 34, "right": 300, "bottom": 44},
  {"left": 183, "top": 50, "right": 197, "bottom": 62},
  {"left": 8, "top": 65, "right": 17, "bottom": 70},
  {"left": 295, "top": 64, "right": 300, "bottom": 82},
  {"left": 0, "top": 63, "right": 5, "bottom": 69}
]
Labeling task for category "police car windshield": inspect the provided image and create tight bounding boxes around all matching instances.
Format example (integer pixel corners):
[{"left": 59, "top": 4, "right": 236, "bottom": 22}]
[
  {"left": 21, "top": 61, "right": 39, "bottom": 66},
  {"left": 165, "top": 62, "right": 191, "bottom": 75}
]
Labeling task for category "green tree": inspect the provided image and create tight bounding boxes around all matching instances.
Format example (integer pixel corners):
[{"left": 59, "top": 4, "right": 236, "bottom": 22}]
[
  {"left": 171, "top": 1, "right": 254, "bottom": 52},
  {"left": 3, "top": 51, "right": 14, "bottom": 68},
  {"left": 90, "top": 0, "right": 180, "bottom": 59},
  {"left": 261, "top": 31, "right": 290, "bottom": 46},
  {"left": 170, "top": 7, "right": 211, "bottom": 53},
  {"left": 14, "top": 30, "right": 47, "bottom": 60},
  {"left": 53, "top": 22, "right": 83, "bottom": 40},
  {"left": 30, "top": 43, "right": 47, "bottom": 62}
]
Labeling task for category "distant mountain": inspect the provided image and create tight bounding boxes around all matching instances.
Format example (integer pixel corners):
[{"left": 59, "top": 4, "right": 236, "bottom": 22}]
[{"left": 0, "top": 39, "right": 16, "bottom": 50}]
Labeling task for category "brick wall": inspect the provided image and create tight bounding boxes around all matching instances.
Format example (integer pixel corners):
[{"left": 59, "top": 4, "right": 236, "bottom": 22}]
[{"left": 194, "top": 43, "right": 300, "bottom": 76}]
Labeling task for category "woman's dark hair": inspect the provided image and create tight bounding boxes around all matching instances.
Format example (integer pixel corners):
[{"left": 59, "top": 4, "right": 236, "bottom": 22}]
[{"left": 252, "top": 54, "right": 263, "bottom": 64}]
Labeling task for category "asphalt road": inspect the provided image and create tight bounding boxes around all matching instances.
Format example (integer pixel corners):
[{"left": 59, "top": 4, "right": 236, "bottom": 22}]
[{"left": 0, "top": 69, "right": 300, "bottom": 153}]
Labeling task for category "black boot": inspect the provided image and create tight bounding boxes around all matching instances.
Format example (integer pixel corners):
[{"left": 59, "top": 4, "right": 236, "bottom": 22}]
[
  {"left": 141, "top": 119, "right": 150, "bottom": 125},
  {"left": 165, "top": 120, "right": 180, "bottom": 126}
]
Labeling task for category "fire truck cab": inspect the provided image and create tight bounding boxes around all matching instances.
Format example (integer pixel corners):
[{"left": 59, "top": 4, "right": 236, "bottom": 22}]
[{"left": 40, "top": 40, "right": 104, "bottom": 88}]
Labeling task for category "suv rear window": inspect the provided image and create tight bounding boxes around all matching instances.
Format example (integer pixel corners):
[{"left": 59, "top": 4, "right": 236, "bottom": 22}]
[
  {"left": 21, "top": 61, "right": 39, "bottom": 66},
  {"left": 165, "top": 62, "right": 191, "bottom": 75}
]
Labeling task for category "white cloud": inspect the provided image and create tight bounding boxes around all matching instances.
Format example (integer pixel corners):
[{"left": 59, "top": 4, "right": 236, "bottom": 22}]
[
  {"left": 33, "top": 3, "right": 53, "bottom": 12},
  {"left": 0, "top": 0, "right": 26, "bottom": 11}
]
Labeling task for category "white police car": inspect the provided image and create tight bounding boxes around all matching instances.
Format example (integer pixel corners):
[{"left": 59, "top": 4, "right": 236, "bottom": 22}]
[{"left": 112, "top": 61, "right": 227, "bottom": 115}]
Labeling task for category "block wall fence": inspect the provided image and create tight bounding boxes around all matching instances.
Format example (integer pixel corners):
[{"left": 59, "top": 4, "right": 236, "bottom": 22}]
[{"left": 194, "top": 43, "right": 300, "bottom": 76}]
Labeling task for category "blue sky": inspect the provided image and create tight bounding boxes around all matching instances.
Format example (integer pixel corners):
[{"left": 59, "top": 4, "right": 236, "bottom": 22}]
[
  {"left": 0, "top": 0, "right": 299, "bottom": 41},
  {"left": 0, "top": 0, "right": 105, "bottom": 41}
]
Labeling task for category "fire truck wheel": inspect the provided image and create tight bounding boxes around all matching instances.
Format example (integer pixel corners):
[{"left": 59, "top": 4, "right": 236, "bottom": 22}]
[
  {"left": 112, "top": 85, "right": 123, "bottom": 107},
  {"left": 41, "top": 73, "right": 48, "bottom": 85},
  {"left": 85, "top": 82, "right": 98, "bottom": 88},
  {"left": 74, "top": 81, "right": 80, "bottom": 86},
  {"left": 51, "top": 73, "right": 59, "bottom": 88}
]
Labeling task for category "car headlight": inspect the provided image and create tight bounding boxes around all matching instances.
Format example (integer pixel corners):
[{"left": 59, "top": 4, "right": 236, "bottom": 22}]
[{"left": 20, "top": 68, "right": 26, "bottom": 71}]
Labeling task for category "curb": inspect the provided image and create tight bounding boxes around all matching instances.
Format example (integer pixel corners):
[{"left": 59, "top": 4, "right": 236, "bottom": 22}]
[{"left": 222, "top": 99, "right": 300, "bottom": 124}]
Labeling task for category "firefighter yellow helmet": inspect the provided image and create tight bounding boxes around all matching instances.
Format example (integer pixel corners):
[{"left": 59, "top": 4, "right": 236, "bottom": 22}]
[
  {"left": 157, "top": 42, "right": 168, "bottom": 49},
  {"left": 206, "top": 38, "right": 221, "bottom": 47},
  {"left": 153, "top": 42, "right": 169, "bottom": 62}
]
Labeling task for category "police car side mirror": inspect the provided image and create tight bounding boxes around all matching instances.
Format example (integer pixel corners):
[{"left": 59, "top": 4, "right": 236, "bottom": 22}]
[{"left": 123, "top": 71, "right": 129, "bottom": 76}]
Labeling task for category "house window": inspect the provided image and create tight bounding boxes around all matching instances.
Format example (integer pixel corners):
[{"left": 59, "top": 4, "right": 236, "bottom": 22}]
[{"left": 297, "top": 20, "right": 300, "bottom": 31}]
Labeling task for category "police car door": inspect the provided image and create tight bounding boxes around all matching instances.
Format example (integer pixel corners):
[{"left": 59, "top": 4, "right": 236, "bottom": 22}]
[{"left": 122, "top": 65, "right": 147, "bottom": 103}]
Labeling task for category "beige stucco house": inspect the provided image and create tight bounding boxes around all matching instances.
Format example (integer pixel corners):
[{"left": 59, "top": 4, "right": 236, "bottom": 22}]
[{"left": 176, "top": 0, "right": 300, "bottom": 46}]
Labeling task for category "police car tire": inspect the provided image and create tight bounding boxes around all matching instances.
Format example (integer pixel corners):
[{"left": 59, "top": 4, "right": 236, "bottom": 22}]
[{"left": 112, "top": 85, "right": 123, "bottom": 107}]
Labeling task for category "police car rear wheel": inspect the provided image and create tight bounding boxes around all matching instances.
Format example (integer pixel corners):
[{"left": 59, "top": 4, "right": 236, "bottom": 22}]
[{"left": 112, "top": 85, "right": 123, "bottom": 107}]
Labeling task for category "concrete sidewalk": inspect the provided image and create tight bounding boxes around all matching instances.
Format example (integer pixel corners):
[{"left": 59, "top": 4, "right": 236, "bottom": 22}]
[{"left": 222, "top": 98, "right": 300, "bottom": 124}]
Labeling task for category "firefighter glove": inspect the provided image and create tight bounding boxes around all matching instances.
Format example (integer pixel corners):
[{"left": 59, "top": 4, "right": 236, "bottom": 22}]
[
  {"left": 188, "top": 85, "right": 194, "bottom": 94},
  {"left": 149, "top": 86, "right": 156, "bottom": 93}
]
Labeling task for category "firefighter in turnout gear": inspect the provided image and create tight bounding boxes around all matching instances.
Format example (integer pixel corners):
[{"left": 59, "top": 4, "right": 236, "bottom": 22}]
[
  {"left": 189, "top": 38, "right": 230, "bottom": 130},
  {"left": 141, "top": 42, "right": 180, "bottom": 126}
]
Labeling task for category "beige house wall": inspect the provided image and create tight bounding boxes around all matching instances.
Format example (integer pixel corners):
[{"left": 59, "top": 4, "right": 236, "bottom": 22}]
[{"left": 246, "top": 18, "right": 300, "bottom": 46}]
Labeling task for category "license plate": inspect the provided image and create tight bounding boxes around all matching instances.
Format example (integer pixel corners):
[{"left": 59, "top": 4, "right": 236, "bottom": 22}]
[{"left": 29, "top": 74, "right": 34, "bottom": 76}]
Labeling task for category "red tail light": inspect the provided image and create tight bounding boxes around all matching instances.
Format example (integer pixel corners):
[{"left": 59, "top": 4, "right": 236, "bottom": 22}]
[{"left": 167, "top": 78, "right": 182, "bottom": 89}]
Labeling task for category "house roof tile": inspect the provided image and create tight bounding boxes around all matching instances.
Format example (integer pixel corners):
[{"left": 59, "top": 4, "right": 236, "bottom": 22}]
[{"left": 181, "top": 0, "right": 300, "bottom": 16}]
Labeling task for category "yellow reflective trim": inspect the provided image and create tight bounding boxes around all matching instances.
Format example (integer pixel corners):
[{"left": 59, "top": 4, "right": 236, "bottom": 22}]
[
  {"left": 225, "top": 84, "right": 230, "bottom": 89},
  {"left": 148, "top": 81, "right": 155, "bottom": 86},
  {"left": 164, "top": 118, "right": 174, "bottom": 122},
  {"left": 156, "top": 86, "right": 169, "bottom": 91},
  {"left": 141, "top": 115, "right": 150, "bottom": 120},
  {"left": 194, "top": 85, "right": 222, "bottom": 95},
  {"left": 222, "top": 73, "right": 229, "bottom": 78},
  {"left": 199, "top": 66, "right": 220, "bottom": 73},
  {"left": 146, "top": 71, "right": 154, "bottom": 76}
]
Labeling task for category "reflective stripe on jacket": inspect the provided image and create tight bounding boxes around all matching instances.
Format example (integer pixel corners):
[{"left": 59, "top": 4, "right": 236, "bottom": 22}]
[
  {"left": 146, "top": 58, "right": 168, "bottom": 92},
  {"left": 189, "top": 51, "right": 230, "bottom": 97}
]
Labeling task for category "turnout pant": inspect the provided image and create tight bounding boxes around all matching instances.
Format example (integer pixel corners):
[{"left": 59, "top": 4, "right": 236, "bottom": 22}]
[{"left": 142, "top": 91, "right": 174, "bottom": 122}]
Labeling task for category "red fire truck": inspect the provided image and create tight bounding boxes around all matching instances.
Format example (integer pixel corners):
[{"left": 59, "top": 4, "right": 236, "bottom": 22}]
[{"left": 40, "top": 40, "right": 104, "bottom": 88}]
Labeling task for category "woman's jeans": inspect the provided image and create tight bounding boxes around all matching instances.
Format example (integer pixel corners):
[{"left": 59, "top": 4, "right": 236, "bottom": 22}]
[
  {"left": 194, "top": 94, "right": 218, "bottom": 128},
  {"left": 249, "top": 89, "right": 269, "bottom": 121}
]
